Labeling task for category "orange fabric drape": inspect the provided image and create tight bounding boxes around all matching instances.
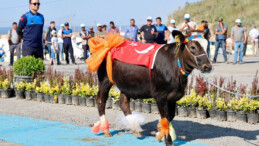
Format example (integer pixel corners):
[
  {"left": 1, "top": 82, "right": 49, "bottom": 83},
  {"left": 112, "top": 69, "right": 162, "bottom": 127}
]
[{"left": 86, "top": 33, "right": 125, "bottom": 84}]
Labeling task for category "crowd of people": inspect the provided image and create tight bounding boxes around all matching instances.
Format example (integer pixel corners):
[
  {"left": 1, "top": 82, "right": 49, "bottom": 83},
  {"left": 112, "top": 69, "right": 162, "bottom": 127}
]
[{"left": 5, "top": 0, "right": 259, "bottom": 67}]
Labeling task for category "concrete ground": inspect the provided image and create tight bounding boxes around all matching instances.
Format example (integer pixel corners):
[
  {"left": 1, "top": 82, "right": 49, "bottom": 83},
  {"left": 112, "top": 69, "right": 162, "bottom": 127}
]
[{"left": 0, "top": 55, "right": 259, "bottom": 146}]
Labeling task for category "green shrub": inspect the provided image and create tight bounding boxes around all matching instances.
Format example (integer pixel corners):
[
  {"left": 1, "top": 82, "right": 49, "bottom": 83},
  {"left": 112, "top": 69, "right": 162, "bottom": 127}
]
[{"left": 13, "top": 56, "right": 45, "bottom": 76}]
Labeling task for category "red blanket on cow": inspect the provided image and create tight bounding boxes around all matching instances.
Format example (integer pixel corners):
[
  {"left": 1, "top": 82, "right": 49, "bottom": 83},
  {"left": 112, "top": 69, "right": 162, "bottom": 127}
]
[{"left": 110, "top": 40, "right": 164, "bottom": 69}]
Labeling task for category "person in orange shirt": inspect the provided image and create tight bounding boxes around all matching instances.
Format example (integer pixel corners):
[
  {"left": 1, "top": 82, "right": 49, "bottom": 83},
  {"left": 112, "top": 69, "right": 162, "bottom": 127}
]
[{"left": 197, "top": 20, "right": 206, "bottom": 33}]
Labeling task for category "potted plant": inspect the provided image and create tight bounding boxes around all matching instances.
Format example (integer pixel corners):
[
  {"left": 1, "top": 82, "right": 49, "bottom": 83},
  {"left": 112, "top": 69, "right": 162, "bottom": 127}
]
[
  {"left": 186, "top": 90, "right": 198, "bottom": 118},
  {"left": 85, "top": 84, "right": 97, "bottom": 107},
  {"left": 78, "top": 83, "right": 87, "bottom": 106},
  {"left": 107, "top": 87, "right": 116, "bottom": 109},
  {"left": 61, "top": 79, "right": 72, "bottom": 105},
  {"left": 42, "top": 82, "right": 51, "bottom": 103},
  {"left": 35, "top": 83, "right": 44, "bottom": 102},
  {"left": 176, "top": 96, "right": 188, "bottom": 117},
  {"left": 247, "top": 100, "right": 259, "bottom": 124},
  {"left": 111, "top": 90, "right": 120, "bottom": 110},
  {"left": 197, "top": 95, "right": 209, "bottom": 119},
  {"left": 1, "top": 79, "right": 11, "bottom": 99},
  {"left": 236, "top": 97, "right": 249, "bottom": 123},
  {"left": 226, "top": 98, "right": 238, "bottom": 122},
  {"left": 0, "top": 80, "right": 3, "bottom": 98},
  {"left": 150, "top": 98, "right": 159, "bottom": 114},
  {"left": 13, "top": 56, "right": 45, "bottom": 83},
  {"left": 142, "top": 99, "right": 152, "bottom": 113},
  {"left": 134, "top": 99, "right": 142, "bottom": 112},
  {"left": 71, "top": 84, "right": 80, "bottom": 106},
  {"left": 25, "top": 82, "right": 35, "bottom": 100},
  {"left": 15, "top": 81, "right": 26, "bottom": 99},
  {"left": 216, "top": 97, "right": 227, "bottom": 121},
  {"left": 49, "top": 85, "right": 59, "bottom": 104}
]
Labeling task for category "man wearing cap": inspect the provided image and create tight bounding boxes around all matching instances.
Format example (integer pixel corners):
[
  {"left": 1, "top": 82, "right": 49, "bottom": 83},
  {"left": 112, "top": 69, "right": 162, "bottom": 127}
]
[
  {"left": 17, "top": 0, "right": 44, "bottom": 59},
  {"left": 139, "top": 16, "right": 158, "bottom": 44},
  {"left": 231, "top": 19, "right": 247, "bottom": 64},
  {"left": 125, "top": 19, "right": 139, "bottom": 41},
  {"left": 167, "top": 19, "right": 179, "bottom": 44},
  {"left": 213, "top": 18, "right": 228, "bottom": 63},
  {"left": 58, "top": 24, "right": 64, "bottom": 61},
  {"left": 89, "top": 27, "right": 95, "bottom": 37},
  {"left": 180, "top": 14, "right": 196, "bottom": 36},
  {"left": 44, "top": 21, "right": 57, "bottom": 61},
  {"left": 80, "top": 24, "right": 92, "bottom": 62},
  {"left": 108, "top": 21, "right": 120, "bottom": 34},
  {"left": 154, "top": 17, "right": 170, "bottom": 44},
  {"left": 95, "top": 24, "right": 106, "bottom": 38},
  {"left": 62, "top": 22, "right": 76, "bottom": 65},
  {"left": 249, "top": 25, "right": 259, "bottom": 56}
]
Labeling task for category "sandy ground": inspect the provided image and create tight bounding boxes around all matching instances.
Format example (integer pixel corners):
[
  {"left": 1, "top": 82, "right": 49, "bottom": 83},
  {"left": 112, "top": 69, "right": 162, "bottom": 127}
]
[{"left": 0, "top": 55, "right": 259, "bottom": 146}]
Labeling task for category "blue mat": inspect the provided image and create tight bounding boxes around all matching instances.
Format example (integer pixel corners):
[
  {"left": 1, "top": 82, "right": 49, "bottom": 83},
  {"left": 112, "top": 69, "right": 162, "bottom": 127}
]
[{"left": 0, "top": 114, "right": 216, "bottom": 146}]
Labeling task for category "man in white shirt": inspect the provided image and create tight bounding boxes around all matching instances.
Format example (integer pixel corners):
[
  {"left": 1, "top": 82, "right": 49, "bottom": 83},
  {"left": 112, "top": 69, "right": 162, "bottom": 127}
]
[
  {"left": 167, "top": 19, "right": 179, "bottom": 44},
  {"left": 57, "top": 24, "right": 64, "bottom": 61},
  {"left": 180, "top": 14, "right": 196, "bottom": 36},
  {"left": 249, "top": 25, "right": 259, "bottom": 56}
]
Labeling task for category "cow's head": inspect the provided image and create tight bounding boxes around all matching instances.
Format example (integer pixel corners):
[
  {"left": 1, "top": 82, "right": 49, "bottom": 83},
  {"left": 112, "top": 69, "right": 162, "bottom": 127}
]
[{"left": 172, "top": 30, "right": 212, "bottom": 73}]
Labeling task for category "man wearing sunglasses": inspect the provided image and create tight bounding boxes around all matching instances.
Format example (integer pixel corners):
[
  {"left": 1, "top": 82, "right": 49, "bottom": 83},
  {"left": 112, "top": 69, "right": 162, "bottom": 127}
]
[{"left": 17, "top": 0, "right": 44, "bottom": 59}]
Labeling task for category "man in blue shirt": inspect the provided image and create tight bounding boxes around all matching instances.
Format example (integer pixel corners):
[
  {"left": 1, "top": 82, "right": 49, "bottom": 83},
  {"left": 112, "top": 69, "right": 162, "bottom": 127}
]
[
  {"left": 125, "top": 19, "right": 139, "bottom": 41},
  {"left": 17, "top": 0, "right": 44, "bottom": 59},
  {"left": 154, "top": 17, "right": 170, "bottom": 44},
  {"left": 213, "top": 18, "right": 228, "bottom": 63},
  {"left": 62, "top": 22, "right": 76, "bottom": 65}
]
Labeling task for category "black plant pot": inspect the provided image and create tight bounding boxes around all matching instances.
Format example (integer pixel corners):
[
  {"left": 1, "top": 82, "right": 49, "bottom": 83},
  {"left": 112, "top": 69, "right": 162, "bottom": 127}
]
[
  {"left": 50, "top": 95, "right": 58, "bottom": 104},
  {"left": 0, "top": 90, "right": 2, "bottom": 98},
  {"left": 58, "top": 94, "right": 65, "bottom": 104},
  {"left": 130, "top": 102, "right": 135, "bottom": 111},
  {"left": 32, "top": 92, "right": 37, "bottom": 101},
  {"left": 151, "top": 104, "right": 159, "bottom": 114},
  {"left": 112, "top": 101, "right": 120, "bottom": 110},
  {"left": 236, "top": 112, "right": 247, "bottom": 123},
  {"left": 134, "top": 102, "right": 142, "bottom": 112},
  {"left": 175, "top": 106, "right": 178, "bottom": 116},
  {"left": 87, "top": 98, "right": 95, "bottom": 107},
  {"left": 178, "top": 107, "right": 188, "bottom": 117},
  {"left": 16, "top": 90, "right": 25, "bottom": 99},
  {"left": 142, "top": 103, "right": 151, "bottom": 113},
  {"left": 37, "top": 93, "right": 44, "bottom": 102},
  {"left": 187, "top": 108, "right": 197, "bottom": 118},
  {"left": 65, "top": 95, "right": 72, "bottom": 105},
  {"left": 25, "top": 91, "right": 32, "bottom": 100},
  {"left": 197, "top": 109, "right": 207, "bottom": 119},
  {"left": 247, "top": 113, "right": 259, "bottom": 124},
  {"left": 106, "top": 98, "right": 113, "bottom": 109},
  {"left": 227, "top": 110, "right": 236, "bottom": 122},
  {"left": 79, "top": 97, "right": 86, "bottom": 106},
  {"left": 217, "top": 110, "right": 227, "bottom": 121},
  {"left": 208, "top": 109, "right": 217, "bottom": 120},
  {"left": 44, "top": 94, "right": 51, "bottom": 103},
  {"left": 2, "top": 89, "right": 12, "bottom": 99},
  {"left": 72, "top": 96, "right": 79, "bottom": 106}
]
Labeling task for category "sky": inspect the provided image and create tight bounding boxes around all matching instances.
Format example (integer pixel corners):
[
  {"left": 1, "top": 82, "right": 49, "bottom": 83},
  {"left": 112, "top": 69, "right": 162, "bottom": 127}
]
[{"left": 0, "top": 0, "right": 200, "bottom": 27}]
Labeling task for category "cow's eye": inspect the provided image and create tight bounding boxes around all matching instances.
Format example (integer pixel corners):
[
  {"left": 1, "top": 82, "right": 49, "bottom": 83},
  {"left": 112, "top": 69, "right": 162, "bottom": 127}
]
[{"left": 191, "top": 46, "right": 196, "bottom": 50}]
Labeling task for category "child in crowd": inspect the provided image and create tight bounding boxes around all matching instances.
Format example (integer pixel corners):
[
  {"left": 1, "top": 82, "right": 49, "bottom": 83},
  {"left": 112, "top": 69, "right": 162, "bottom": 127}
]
[{"left": 50, "top": 30, "right": 59, "bottom": 65}]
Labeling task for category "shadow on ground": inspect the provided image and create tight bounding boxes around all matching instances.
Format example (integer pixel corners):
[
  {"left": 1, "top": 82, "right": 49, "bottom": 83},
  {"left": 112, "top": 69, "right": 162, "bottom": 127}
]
[{"left": 141, "top": 119, "right": 258, "bottom": 142}]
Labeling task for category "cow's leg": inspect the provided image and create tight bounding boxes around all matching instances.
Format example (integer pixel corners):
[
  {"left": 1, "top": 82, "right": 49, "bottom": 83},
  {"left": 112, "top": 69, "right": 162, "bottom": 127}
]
[
  {"left": 119, "top": 93, "right": 143, "bottom": 137},
  {"left": 91, "top": 62, "right": 113, "bottom": 137},
  {"left": 155, "top": 96, "right": 174, "bottom": 146}
]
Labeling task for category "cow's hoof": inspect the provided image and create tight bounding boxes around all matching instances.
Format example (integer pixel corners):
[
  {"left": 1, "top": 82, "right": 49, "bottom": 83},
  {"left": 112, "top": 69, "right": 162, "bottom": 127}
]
[
  {"left": 166, "top": 143, "right": 174, "bottom": 146},
  {"left": 104, "top": 132, "right": 112, "bottom": 137},
  {"left": 131, "top": 131, "right": 142, "bottom": 137}
]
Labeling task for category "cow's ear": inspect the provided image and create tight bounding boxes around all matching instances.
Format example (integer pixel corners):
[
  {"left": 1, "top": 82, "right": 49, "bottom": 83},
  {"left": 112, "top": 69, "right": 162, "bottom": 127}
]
[{"left": 172, "top": 30, "right": 185, "bottom": 43}]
